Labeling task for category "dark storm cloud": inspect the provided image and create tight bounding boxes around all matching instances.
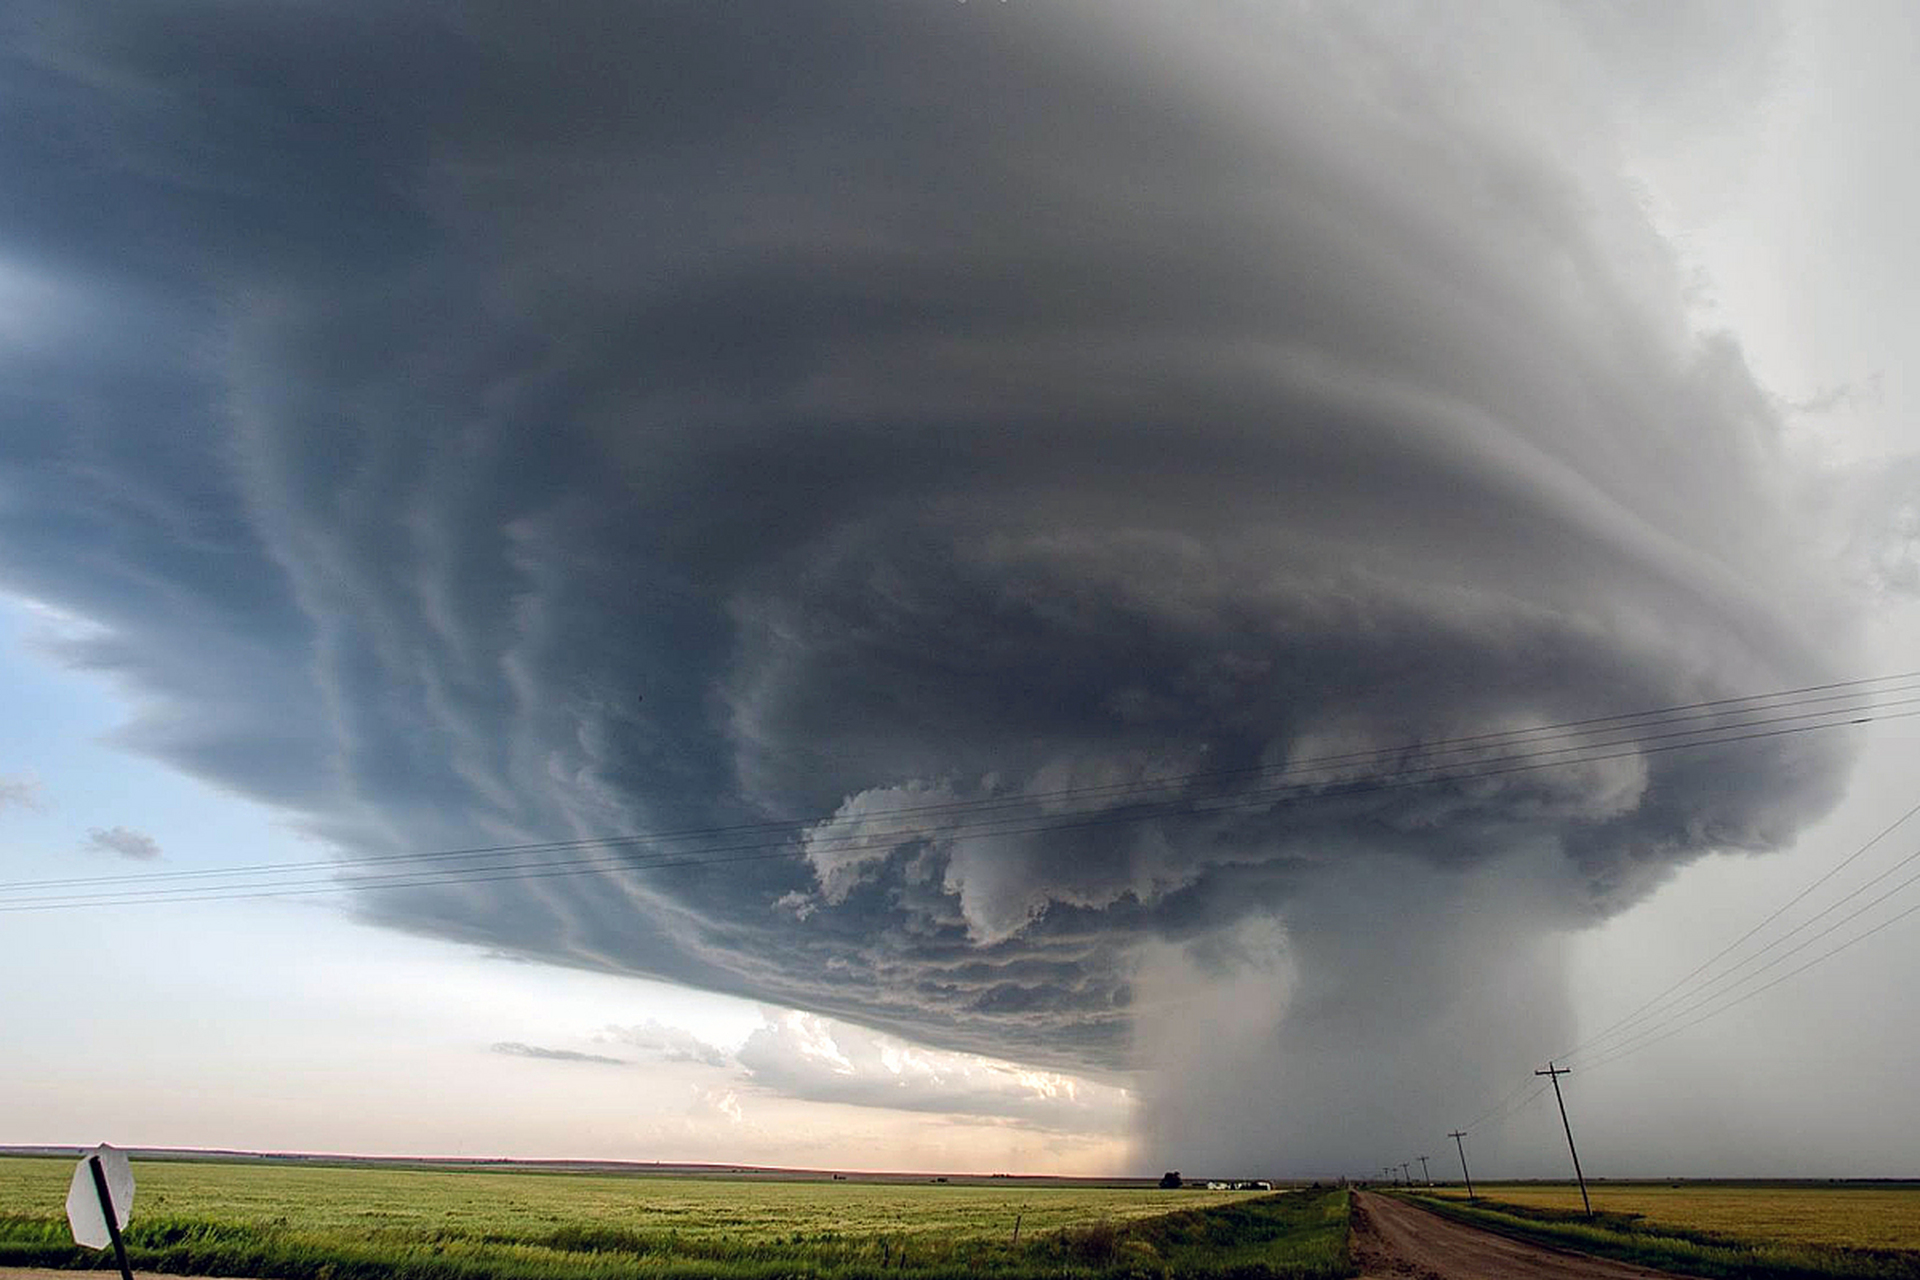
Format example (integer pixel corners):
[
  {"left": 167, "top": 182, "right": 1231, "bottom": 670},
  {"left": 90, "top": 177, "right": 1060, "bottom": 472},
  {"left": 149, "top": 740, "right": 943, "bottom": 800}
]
[{"left": 0, "top": 0, "right": 1855, "bottom": 1140}]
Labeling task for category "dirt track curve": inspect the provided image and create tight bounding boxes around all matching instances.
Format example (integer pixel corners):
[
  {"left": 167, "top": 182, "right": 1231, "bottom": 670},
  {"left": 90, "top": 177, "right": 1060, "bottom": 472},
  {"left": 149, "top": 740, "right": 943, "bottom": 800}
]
[{"left": 1351, "top": 1191, "right": 1681, "bottom": 1280}]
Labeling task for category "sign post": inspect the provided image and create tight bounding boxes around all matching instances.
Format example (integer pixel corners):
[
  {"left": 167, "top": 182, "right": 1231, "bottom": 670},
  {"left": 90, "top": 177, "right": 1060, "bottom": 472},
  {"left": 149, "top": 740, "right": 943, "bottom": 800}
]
[{"left": 66, "top": 1145, "right": 135, "bottom": 1280}]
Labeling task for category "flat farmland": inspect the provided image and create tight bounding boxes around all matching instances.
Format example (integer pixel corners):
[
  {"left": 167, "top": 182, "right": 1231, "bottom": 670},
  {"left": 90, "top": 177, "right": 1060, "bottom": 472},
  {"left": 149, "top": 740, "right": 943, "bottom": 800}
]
[
  {"left": 0, "top": 1156, "right": 1234, "bottom": 1240},
  {"left": 0, "top": 1156, "right": 1351, "bottom": 1279},
  {"left": 1422, "top": 1181, "right": 1920, "bottom": 1251}
]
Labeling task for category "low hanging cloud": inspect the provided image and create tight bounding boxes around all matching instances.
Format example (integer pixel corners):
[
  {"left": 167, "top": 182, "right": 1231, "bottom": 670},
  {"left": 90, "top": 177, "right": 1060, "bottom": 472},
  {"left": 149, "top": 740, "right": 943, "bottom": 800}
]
[
  {"left": 506, "top": 1011, "right": 1129, "bottom": 1137},
  {"left": 0, "top": 1, "right": 1865, "bottom": 1168},
  {"left": 84, "top": 826, "right": 161, "bottom": 861},
  {"left": 491, "top": 1041, "right": 628, "bottom": 1067},
  {"left": 599, "top": 1020, "right": 731, "bottom": 1069},
  {"left": 734, "top": 1012, "right": 1131, "bottom": 1133}
]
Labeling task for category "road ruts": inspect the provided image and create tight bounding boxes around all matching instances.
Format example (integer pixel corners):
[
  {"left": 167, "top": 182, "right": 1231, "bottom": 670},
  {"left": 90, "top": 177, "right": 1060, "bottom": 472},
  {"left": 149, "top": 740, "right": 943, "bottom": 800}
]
[{"left": 1350, "top": 1191, "right": 1683, "bottom": 1280}]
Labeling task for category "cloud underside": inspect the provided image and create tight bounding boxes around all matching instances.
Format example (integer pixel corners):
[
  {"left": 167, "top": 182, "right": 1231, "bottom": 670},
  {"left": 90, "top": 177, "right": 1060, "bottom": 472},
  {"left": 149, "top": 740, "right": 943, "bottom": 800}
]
[
  {"left": 734, "top": 1013, "right": 1128, "bottom": 1131},
  {"left": 504, "top": 1012, "right": 1130, "bottom": 1133},
  {"left": 0, "top": 0, "right": 1857, "bottom": 1087}
]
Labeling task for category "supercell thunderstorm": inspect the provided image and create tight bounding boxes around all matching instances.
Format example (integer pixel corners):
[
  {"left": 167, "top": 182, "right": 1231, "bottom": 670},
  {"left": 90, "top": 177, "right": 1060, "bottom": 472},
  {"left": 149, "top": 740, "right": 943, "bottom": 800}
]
[{"left": 0, "top": 2, "right": 1855, "bottom": 1167}]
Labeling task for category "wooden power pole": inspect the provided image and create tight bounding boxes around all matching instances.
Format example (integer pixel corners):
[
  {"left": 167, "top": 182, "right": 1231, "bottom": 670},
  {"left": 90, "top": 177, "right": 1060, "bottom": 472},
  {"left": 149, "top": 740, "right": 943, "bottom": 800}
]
[
  {"left": 1536, "top": 1061, "right": 1592, "bottom": 1219},
  {"left": 1447, "top": 1130, "right": 1474, "bottom": 1201},
  {"left": 1417, "top": 1154, "right": 1431, "bottom": 1186}
]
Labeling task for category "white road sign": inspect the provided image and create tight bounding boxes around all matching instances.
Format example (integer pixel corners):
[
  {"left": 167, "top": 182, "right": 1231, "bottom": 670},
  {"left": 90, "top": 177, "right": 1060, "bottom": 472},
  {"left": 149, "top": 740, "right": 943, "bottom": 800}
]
[{"left": 66, "top": 1144, "right": 134, "bottom": 1248}]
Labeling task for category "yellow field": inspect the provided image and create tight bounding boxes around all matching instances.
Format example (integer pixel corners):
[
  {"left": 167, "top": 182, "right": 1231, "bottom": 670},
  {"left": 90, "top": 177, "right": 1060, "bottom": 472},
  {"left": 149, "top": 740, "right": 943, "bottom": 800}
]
[{"left": 1425, "top": 1182, "right": 1920, "bottom": 1251}]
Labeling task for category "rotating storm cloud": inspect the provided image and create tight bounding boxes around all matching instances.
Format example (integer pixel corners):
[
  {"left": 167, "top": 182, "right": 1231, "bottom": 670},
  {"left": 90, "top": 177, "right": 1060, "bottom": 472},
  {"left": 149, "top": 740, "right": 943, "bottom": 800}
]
[{"left": 0, "top": 2, "right": 1864, "bottom": 1168}]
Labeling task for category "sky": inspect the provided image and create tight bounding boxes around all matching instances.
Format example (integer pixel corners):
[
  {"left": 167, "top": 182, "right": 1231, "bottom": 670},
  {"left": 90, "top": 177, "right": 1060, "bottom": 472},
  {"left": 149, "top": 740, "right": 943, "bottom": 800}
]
[{"left": 1, "top": 0, "right": 1917, "bottom": 1181}]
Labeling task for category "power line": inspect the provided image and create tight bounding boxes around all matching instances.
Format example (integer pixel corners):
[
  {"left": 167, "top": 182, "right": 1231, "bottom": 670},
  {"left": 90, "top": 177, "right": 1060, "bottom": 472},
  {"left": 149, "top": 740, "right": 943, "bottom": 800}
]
[
  {"left": 0, "top": 844, "right": 808, "bottom": 913},
  {"left": 1431, "top": 800, "right": 1920, "bottom": 1183},
  {"left": 1536, "top": 1062, "right": 1592, "bottom": 1218},
  {"left": 1447, "top": 1130, "right": 1475, "bottom": 1200},
  {"left": 1568, "top": 838, "right": 1920, "bottom": 1063},
  {"left": 1554, "top": 796, "right": 1920, "bottom": 1062},
  {"left": 1468, "top": 1083, "right": 1549, "bottom": 1135},
  {"left": 1557, "top": 794, "right": 1920, "bottom": 1066},
  {"left": 1459, "top": 1074, "right": 1538, "bottom": 1133},
  {"left": 5, "top": 699, "right": 1909, "bottom": 912},
  {"left": 1570, "top": 845, "right": 1920, "bottom": 1070},
  {"left": 1431, "top": 892, "right": 1920, "bottom": 1191},
  {"left": 1578, "top": 894, "right": 1920, "bottom": 1074},
  {"left": 5, "top": 669, "right": 1912, "bottom": 896},
  {"left": 7, "top": 702, "right": 1912, "bottom": 911}
]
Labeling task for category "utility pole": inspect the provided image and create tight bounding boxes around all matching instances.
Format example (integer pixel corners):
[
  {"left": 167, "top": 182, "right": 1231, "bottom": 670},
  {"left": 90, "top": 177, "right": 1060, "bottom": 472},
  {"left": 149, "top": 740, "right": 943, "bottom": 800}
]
[
  {"left": 1447, "top": 1131, "right": 1474, "bottom": 1201},
  {"left": 1417, "top": 1155, "right": 1431, "bottom": 1186},
  {"left": 1399, "top": 1162, "right": 1411, "bottom": 1187},
  {"left": 1536, "top": 1061, "right": 1592, "bottom": 1219},
  {"left": 1382, "top": 1166, "right": 1393, "bottom": 1186}
]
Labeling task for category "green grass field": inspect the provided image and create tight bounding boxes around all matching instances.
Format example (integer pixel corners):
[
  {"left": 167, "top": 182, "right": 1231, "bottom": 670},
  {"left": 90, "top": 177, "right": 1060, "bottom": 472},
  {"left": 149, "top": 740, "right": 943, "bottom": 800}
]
[
  {"left": 1406, "top": 1183, "right": 1920, "bottom": 1279},
  {"left": 0, "top": 1156, "right": 1353, "bottom": 1280}
]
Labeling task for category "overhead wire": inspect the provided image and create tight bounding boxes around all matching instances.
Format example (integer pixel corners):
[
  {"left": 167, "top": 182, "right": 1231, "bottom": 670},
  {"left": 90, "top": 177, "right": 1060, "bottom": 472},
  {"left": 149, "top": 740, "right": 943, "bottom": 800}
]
[
  {"left": 1576, "top": 893, "right": 1920, "bottom": 1074},
  {"left": 1553, "top": 796, "right": 1920, "bottom": 1063},
  {"left": 5, "top": 679, "right": 1917, "bottom": 912},
  {"left": 1433, "top": 797, "right": 1920, "bottom": 1175},
  {"left": 1568, "top": 839, "right": 1920, "bottom": 1071},
  {"left": 5, "top": 705, "right": 1914, "bottom": 911},
  {"left": 1481, "top": 1085, "right": 1549, "bottom": 1133},
  {"left": 4, "top": 668, "right": 1913, "bottom": 896},
  {"left": 15, "top": 663, "right": 1919, "bottom": 1176},
  {"left": 1406, "top": 691, "right": 1920, "bottom": 1166},
  {"left": 1458, "top": 1073, "right": 1539, "bottom": 1134}
]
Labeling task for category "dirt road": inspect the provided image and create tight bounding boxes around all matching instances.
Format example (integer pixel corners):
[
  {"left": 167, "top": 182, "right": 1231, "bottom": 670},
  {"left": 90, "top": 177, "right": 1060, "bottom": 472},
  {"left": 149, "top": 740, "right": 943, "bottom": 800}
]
[{"left": 1351, "top": 1192, "right": 1680, "bottom": 1280}]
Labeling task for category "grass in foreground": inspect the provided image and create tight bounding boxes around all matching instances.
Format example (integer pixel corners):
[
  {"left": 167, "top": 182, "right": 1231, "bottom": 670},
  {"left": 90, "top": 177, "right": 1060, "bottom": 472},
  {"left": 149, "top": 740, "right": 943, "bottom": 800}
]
[
  {"left": 0, "top": 1157, "right": 1351, "bottom": 1279},
  {"left": 1402, "top": 1189, "right": 1920, "bottom": 1280}
]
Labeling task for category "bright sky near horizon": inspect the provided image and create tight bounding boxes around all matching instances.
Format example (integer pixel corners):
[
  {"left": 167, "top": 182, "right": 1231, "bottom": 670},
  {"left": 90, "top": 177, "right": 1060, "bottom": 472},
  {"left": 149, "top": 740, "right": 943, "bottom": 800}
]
[{"left": 2, "top": 1, "right": 1918, "bottom": 1181}]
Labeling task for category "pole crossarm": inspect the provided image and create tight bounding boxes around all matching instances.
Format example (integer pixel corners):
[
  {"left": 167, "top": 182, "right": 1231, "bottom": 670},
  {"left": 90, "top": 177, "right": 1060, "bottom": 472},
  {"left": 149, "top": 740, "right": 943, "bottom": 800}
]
[
  {"left": 1536, "top": 1061, "right": 1593, "bottom": 1219},
  {"left": 1447, "top": 1130, "right": 1475, "bottom": 1201}
]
